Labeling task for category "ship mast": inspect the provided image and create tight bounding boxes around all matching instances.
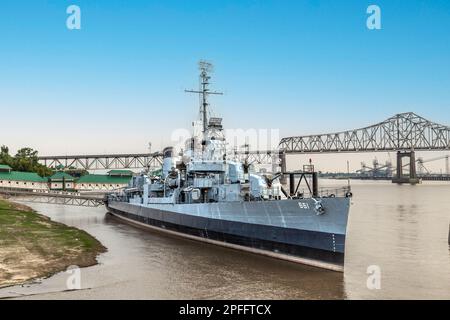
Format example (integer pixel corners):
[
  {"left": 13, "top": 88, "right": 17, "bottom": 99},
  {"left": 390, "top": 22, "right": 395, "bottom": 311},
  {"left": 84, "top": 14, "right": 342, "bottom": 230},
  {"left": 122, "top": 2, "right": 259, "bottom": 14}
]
[{"left": 185, "top": 61, "right": 223, "bottom": 136}]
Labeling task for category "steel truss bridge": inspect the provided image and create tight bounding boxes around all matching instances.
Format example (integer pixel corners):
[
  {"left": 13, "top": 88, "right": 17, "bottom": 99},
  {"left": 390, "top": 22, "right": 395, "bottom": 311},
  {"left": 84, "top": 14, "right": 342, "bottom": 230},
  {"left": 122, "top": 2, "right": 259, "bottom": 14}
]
[
  {"left": 38, "top": 150, "right": 282, "bottom": 171},
  {"left": 0, "top": 189, "right": 106, "bottom": 207},
  {"left": 279, "top": 112, "right": 450, "bottom": 154},
  {"left": 38, "top": 153, "right": 164, "bottom": 171}
]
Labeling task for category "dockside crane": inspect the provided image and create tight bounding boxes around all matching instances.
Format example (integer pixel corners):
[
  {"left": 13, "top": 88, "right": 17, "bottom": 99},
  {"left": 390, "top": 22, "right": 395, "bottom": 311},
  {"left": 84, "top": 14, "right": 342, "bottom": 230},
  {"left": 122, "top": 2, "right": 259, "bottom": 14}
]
[
  {"left": 416, "top": 155, "right": 450, "bottom": 175},
  {"left": 356, "top": 159, "right": 393, "bottom": 178}
]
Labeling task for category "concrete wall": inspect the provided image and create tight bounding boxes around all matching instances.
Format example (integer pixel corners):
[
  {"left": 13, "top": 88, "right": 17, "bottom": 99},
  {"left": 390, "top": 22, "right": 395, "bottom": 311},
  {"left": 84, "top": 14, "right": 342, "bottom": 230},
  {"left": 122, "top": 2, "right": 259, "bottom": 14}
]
[
  {"left": 0, "top": 179, "right": 48, "bottom": 190},
  {"left": 75, "top": 183, "right": 127, "bottom": 192}
]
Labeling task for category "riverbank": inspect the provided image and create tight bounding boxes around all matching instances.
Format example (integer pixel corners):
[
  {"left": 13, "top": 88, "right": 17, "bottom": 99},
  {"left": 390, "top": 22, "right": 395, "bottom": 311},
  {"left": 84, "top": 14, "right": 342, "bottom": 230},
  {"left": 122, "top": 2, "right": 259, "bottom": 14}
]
[{"left": 0, "top": 198, "right": 106, "bottom": 288}]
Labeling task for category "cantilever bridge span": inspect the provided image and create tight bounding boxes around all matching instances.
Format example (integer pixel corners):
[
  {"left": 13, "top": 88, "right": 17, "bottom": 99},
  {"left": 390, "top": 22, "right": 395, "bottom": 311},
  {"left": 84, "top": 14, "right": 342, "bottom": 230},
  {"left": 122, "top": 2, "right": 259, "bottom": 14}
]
[
  {"left": 279, "top": 112, "right": 450, "bottom": 184},
  {"left": 279, "top": 112, "right": 450, "bottom": 154}
]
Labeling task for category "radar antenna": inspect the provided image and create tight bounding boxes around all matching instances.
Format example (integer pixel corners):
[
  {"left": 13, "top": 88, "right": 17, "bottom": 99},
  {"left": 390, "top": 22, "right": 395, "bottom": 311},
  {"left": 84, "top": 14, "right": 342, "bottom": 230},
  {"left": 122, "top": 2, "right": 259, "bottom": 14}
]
[{"left": 185, "top": 61, "right": 223, "bottom": 135}]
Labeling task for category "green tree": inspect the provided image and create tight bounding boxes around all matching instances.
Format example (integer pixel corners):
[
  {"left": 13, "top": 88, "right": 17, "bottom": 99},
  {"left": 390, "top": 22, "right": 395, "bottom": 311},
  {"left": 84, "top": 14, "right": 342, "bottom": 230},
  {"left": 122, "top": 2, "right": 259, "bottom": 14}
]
[
  {"left": 0, "top": 145, "right": 13, "bottom": 166},
  {"left": 34, "top": 164, "right": 53, "bottom": 177},
  {"left": 13, "top": 148, "right": 39, "bottom": 172},
  {"left": 11, "top": 147, "right": 53, "bottom": 177},
  {"left": 0, "top": 146, "right": 53, "bottom": 176}
]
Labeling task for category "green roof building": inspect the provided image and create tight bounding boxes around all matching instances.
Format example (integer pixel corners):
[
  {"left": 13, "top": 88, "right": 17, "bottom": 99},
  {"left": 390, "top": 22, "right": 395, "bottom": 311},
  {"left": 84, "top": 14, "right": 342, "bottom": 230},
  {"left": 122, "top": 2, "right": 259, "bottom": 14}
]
[
  {"left": 76, "top": 170, "right": 132, "bottom": 191},
  {"left": 0, "top": 164, "right": 12, "bottom": 172},
  {"left": 49, "top": 171, "right": 76, "bottom": 191},
  {"left": 49, "top": 171, "right": 76, "bottom": 181},
  {"left": 0, "top": 168, "right": 48, "bottom": 190}
]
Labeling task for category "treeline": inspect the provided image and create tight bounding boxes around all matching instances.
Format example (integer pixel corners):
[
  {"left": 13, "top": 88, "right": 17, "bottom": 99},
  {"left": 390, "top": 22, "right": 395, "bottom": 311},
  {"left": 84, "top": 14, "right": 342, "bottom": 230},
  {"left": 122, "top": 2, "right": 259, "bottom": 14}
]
[{"left": 0, "top": 146, "right": 53, "bottom": 177}]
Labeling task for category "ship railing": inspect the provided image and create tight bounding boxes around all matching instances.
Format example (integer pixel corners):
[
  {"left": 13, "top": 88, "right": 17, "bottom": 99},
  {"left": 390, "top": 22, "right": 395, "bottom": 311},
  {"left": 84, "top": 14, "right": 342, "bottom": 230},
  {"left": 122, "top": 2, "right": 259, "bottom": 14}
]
[
  {"left": 293, "top": 186, "right": 352, "bottom": 198},
  {"left": 317, "top": 186, "right": 352, "bottom": 198}
]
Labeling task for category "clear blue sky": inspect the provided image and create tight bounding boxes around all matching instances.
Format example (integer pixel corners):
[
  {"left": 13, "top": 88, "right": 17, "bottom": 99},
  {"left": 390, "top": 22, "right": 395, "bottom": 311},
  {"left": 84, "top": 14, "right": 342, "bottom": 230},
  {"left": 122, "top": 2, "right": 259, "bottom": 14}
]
[{"left": 1, "top": 0, "right": 450, "bottom": 161}]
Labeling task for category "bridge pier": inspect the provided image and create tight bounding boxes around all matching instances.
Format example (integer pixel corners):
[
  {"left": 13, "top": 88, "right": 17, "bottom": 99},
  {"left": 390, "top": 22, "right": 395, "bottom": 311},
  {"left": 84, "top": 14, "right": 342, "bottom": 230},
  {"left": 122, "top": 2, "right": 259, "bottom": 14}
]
[
  {"left": 279, "top": 150, "right": 287, "bottom": 185},
  {"left": 392, "top": 150, "right": 421, "bottom": 185}
]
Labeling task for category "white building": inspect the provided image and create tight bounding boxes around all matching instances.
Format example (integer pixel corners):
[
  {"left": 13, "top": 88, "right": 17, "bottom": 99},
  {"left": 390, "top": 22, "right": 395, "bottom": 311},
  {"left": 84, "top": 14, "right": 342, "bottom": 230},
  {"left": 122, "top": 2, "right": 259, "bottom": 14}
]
[
  {"left": 0, "top": 164, "right": 48, "bottom": 191},
  {"left": 48, "top": 171, "right": 76, "bottom": 191},
  {"left": 75, "top": 170, "right": 133, "bottom": 192}
]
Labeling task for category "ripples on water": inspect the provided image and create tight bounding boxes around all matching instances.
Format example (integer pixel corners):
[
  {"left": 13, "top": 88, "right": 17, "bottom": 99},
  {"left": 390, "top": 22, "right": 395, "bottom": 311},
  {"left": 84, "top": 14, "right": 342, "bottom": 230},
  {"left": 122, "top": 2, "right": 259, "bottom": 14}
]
[{"left": 1, "top": 181, "right": 449, "bottom": 299}]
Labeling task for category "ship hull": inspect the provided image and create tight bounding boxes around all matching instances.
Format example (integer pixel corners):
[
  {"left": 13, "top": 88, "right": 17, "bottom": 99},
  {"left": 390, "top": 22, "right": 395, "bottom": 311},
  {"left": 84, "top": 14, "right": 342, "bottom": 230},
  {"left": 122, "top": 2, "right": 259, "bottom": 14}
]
[{"left": 106, "top": 198, "right": 350, "bottom": 272}]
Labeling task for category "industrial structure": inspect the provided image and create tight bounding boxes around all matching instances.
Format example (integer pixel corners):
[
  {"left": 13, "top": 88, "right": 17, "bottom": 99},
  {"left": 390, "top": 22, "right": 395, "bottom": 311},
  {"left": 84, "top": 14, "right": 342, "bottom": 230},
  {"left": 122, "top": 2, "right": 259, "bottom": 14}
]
[
  {"left": 356, "top": 159, "right": 393, "bottom": 179},
  {"left": 354, "top": 154, "right": 450, "bottom": 181},
  {"left": 417, "top": 155, "right": 450, "bottom": 176}
]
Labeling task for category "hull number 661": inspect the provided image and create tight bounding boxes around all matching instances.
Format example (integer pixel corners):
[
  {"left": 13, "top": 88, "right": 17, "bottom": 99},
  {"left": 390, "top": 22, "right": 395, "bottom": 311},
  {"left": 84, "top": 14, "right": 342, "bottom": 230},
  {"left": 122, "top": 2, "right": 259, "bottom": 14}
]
[{"left": 298, "top": 202, "right": 310, "bottom": 209}]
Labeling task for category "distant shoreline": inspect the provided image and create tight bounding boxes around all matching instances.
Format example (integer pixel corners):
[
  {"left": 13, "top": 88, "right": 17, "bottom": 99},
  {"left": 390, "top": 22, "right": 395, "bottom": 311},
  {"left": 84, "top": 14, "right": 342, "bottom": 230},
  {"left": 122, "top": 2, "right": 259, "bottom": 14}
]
[{"left": 0, "top": 197, "right": 106, "bottom": 289}]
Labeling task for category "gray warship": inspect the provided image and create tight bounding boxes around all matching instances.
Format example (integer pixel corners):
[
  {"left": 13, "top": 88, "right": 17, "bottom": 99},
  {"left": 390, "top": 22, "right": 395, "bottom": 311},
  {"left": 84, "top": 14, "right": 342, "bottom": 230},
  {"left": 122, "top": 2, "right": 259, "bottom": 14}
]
[{"left": 106, "top": 62, "right": 352, "bottom": 272}]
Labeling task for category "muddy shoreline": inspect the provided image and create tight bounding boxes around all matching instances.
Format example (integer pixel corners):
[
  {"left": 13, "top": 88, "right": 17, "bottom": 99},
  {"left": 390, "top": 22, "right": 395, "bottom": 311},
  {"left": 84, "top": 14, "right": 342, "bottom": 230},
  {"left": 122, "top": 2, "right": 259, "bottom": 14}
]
[{"left": 0, "top": 197, "right": 106, "bottom": 289}]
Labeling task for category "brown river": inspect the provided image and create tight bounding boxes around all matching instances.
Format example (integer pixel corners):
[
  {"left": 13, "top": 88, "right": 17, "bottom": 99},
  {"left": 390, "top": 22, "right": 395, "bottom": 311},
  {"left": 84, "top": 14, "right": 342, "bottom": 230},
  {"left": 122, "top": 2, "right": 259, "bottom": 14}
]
[{"left": 1, "top": 180, "right": 449, "bottom": 299}]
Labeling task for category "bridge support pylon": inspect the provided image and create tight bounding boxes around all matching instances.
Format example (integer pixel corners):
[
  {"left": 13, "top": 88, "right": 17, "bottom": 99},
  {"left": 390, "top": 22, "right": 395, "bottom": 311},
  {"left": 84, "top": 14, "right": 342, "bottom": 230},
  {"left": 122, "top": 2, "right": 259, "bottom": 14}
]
[
  {"left": 392, "top": 150, "right": 421, "bottom": 185},
  {"left": 279, "top": 150, "right": 287, "bottom": 185}
]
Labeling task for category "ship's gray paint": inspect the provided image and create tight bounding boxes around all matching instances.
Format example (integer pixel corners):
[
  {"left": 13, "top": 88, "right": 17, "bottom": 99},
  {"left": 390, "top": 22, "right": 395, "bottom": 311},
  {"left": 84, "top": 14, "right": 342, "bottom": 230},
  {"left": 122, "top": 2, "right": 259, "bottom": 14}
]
[
  {"left": 130, "top": 198, "right": 348, "bottom": 234},
  {"left": 108, "top": 197, "right": 350, "bottom": 254}
]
